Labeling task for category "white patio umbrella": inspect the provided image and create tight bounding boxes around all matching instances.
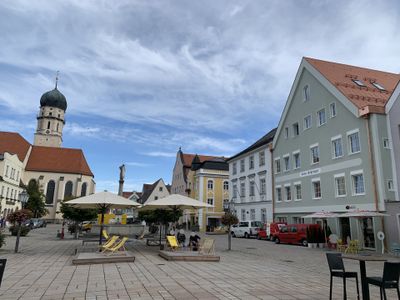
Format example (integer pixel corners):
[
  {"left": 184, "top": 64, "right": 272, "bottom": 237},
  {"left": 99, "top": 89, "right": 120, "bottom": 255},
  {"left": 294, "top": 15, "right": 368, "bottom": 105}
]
[
  {"left": 65, "top": 191, "right": 140, "bottom": 244},
  {"left": 140, "top": 194, "right": 212, "bottom": 249},
  {"left": 340, "top": 210, "right": 389, "bottom": 218}
]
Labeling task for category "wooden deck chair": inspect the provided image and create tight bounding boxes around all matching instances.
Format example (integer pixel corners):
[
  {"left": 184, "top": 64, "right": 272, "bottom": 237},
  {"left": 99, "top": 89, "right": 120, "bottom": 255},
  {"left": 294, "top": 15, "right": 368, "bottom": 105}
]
[
  {"left": 99, "top": 235, "right": 119, "bottom": 251},
  {"left": 199, "top": 238, "right": 215, "bottom": 255},
  {"left": 102, "top": 229, "right": 110, "bottom": 241},
  {"left": 166, "top": 235, "right": 179, "bottom": 251},
  {"left": 103, "top": 237, "right": 129, "bottom": 255},
  {"left": 345, "top": 240, "right": 360, "bottom": 254}
]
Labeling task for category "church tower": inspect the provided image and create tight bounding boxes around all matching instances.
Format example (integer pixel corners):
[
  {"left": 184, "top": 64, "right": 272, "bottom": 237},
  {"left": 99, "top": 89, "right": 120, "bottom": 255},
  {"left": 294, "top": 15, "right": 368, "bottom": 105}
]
[{"left": 34, "top": 76, "right": 67, "bottom": 147}]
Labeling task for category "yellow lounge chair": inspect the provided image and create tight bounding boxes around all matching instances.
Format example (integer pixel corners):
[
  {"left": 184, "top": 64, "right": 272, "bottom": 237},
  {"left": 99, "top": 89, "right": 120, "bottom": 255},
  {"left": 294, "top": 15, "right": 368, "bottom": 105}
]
[
  {"left": 166, "top": 235, "right": 179, "bottom": 251},
  {"left": 102, "top": 229, "right": 110, "bottom": 240},
  {"left": 199, "top": 238, "right": 215, "bottom": 255},
  {"left": 103, "top": 237, "right": 129, "bottom": 255},
  {"left": 345, "top": 240, "right": 360, "bottom": 254},
  {"left": 99, "top": 235, "right": 119, "bottom": 250}
]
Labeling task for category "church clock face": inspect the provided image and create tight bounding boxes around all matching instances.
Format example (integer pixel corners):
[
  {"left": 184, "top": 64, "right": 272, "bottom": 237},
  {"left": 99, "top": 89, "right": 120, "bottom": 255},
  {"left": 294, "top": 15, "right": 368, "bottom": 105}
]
[{"left": 46, "top": 130, "right": 50, "bottom": 134}]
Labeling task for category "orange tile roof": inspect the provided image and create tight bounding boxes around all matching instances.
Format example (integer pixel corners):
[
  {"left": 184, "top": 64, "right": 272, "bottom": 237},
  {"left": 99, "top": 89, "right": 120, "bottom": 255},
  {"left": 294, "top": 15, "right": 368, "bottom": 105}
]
[
  {"left": 26, "top": 146, "right": 94, "bottom": 176},
  {"left": 0, "top": 132, "right": 31, "bottom": 161},
  {"left": 305, "top": 57, "right": 400, "bottom": 114},
  {"left": 122, "top": 192, "right": 134, "bottom": 199},
  {"left": 181, "top": 153, "right": 224, "bottom": 167}
]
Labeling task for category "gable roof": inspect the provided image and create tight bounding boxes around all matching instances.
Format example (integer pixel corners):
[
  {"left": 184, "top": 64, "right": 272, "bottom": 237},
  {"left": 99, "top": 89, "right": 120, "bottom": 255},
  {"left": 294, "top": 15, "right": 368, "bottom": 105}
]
[
  {"left": 0, "top": 132, "right": 31, "bottom": 161},
  {"left": 227, "top": 128, "right": 276, "bottom": 162},
  {"left": 25, "top": 146, "right": 94, "bottom": 176},
  {"left": 140, "top": 179, "right": 162, "bottom": 204},
  {"left": 305, "top": 57, "right": 400, "bottom": 114},
  {"left": 181, "top": 153, "right": 222, "bottom": 168}
]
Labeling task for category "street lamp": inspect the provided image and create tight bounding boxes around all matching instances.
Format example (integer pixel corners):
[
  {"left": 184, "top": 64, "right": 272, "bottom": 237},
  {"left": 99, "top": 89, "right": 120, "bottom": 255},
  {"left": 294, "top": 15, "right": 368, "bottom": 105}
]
[
  {"left": 14, "top": 190, "right": 29, "bottom": 253},
  {"left": 224, "top": 198, "right": 236, "bottom": 251},
  {"left": 19, "top": 190, "right": 29, "bottom": 209}
]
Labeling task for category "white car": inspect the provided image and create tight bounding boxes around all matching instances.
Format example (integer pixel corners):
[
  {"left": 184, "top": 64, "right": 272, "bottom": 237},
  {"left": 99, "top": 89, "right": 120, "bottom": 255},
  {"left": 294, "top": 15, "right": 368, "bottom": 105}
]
[{"left": 231, "top": 221, "right": 263, "bottom": 238}]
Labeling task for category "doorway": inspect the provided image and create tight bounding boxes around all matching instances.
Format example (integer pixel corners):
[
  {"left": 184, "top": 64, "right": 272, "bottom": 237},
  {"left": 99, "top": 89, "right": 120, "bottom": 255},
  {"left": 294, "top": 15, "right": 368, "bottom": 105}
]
[
  {"left": 340, "top": 218, "right": 351, "bottom": 242},
  {"left": 360, "top": 217, "right": 375, "bottom": 249}
]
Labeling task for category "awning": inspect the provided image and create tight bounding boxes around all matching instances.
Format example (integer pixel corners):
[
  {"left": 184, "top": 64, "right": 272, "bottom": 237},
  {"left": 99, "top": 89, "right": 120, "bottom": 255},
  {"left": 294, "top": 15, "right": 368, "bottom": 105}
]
[{"left": 340, "top": 210, "right": 389, "bottom": 218}]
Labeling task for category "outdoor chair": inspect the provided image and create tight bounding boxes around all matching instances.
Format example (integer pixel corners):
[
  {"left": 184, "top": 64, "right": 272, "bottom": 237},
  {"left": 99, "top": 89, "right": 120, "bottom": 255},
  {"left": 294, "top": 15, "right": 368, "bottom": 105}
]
[
  {"left": 103, "top": 237, "right": 129, "bottom": 255},
  {"left": 99, "top": 235, "right": 119, "bottom": 251},
  {"left": 102, "top": 229, "right": 110, "bottom": 241},
  {"left": 366, "top": 262, "right": 400, "bottom": 300},
  {"left": 166, "top": 235, "right": 180, "bottom": 251},
  {"left": 337, "top": 239, "right": 347, "bottom": 253},
  {"left": 326, "top": 253, "right": 360, "bottom": 300},
  {"left": 0, "top": 259, "right": 6, "bottom": 288},
  {"left": 199, "top": 238, "right": 215, "bottom": 255},
  {"left": 345, "top": 240, "right": 360, "bottom": 254}
]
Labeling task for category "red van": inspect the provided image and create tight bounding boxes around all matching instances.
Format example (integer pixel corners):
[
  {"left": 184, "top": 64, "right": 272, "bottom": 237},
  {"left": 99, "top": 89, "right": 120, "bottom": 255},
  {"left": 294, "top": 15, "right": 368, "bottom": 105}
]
[
  {"left": 257, "top": 222, "right": 286, "bottom": 241},
  {"left": 274, "top": 224, "right": 321, "bottom": 247}
]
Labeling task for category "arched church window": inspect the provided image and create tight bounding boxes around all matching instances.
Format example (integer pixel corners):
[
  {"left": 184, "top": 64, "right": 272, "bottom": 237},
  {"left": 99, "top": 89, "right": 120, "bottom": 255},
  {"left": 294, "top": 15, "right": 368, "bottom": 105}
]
[
  {"left": 64, "top": 181, "right": 73, "bottom": 198},
  {"left": 81, "top": 182, "right": 87, "bottom": 197},
  {"left": 47, "top": 121, "right": 51, "bottom": 129},
  {"left": 56, "top": 123, "right": 59, "bottom": 132},
  {"left": 45, "top": 180, "right": 55, "bottom": 204}
]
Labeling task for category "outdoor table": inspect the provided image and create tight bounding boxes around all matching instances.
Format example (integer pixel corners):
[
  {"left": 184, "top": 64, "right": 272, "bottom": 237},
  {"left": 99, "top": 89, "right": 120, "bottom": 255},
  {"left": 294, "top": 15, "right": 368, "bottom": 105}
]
[{"left": 342, "top": 254, "right": 387, "bottom": 300}]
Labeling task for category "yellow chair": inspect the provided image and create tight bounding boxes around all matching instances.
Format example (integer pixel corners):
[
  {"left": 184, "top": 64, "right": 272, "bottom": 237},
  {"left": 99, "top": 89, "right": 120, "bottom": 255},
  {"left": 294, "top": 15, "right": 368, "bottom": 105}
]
[
  {"left": 337, "top": 239, "right": 347, "bottom": 252},
  {"left": 345, "top": 240, "right": 360, "bottom": 254},
  {"left": 102, "top": 229, "right": 110, "bottom": 240},
  {"left": 166, "top": 235, "right": 179, "bottom": 251},
  {"left": 199, "top": 238, "right": 215, "bottom": 255},
  {"left": 103, "top": 237, "right": 129, "bottom": 255},
  {"left": 99, "top": 235, "right": 119, "bottom": 251}
]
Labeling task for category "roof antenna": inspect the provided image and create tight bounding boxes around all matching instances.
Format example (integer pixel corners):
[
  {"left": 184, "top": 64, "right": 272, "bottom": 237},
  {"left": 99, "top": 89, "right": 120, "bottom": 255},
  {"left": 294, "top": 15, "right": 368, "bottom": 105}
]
[{"left": 55, "top": 70, "right": 59, "bottom": 89}]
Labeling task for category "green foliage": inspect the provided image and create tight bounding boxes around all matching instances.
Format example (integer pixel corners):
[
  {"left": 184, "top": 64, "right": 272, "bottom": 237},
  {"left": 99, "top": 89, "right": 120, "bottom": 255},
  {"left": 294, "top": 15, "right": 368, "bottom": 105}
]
[
  {"left": 60, "top": 199, "right": 98, "bottom": 223},
  {"left": 9, "top": 225, "right": 30, "bottom": 236},
  {"left": 221, "top": 212, "right": 239, "bottom": 226},
  {"left": 138, "top": 208, "right": 182, "bottom": 224},
  {"left": 7, "top": 209, "right": 33, "bottom": 225},
  {"left": 0, "top": 230, "right": 6, "bottom": 248},
  {"left": 25, "top": 180, "right": 48, "bottom": 218}
]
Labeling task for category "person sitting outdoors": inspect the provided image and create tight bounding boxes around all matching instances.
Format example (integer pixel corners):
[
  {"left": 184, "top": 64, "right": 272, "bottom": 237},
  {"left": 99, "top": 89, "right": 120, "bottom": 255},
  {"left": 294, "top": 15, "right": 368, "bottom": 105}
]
[
  {"left": 177, "top": 229, "right": 186, "bottom": 247},
  {"left": 189, "top": 232, "right": 201, "bottom": 251}
]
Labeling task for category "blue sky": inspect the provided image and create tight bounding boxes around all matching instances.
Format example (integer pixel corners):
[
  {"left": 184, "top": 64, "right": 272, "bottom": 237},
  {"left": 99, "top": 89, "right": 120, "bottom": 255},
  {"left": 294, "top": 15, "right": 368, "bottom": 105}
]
[{"left": 0, "top": 0, "right": 399, "bottom": 192}]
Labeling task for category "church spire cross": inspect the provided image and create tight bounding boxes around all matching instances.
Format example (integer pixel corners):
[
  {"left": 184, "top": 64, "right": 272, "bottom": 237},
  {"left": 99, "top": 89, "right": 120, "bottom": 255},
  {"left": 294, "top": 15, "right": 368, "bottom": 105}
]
[{"left": 55, "top": 70, "right": 59, "bottom": 89}]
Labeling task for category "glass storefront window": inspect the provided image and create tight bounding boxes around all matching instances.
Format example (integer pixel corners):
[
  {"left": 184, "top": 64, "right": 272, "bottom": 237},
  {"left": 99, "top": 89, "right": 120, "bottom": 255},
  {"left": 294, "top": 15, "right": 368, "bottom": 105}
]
[{"left": 361, "top": 217, "right": 375, "bottom": 248}]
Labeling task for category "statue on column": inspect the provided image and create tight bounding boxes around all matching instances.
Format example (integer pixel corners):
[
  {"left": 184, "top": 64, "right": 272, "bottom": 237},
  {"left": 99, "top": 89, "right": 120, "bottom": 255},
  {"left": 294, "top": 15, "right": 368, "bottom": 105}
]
[{"left": 118, "top": 164, "right": 125, "bottom": 196}]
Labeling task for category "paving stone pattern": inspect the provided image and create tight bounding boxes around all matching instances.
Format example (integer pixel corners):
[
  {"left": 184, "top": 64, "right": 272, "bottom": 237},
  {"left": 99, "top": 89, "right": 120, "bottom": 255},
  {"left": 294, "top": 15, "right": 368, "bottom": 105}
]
[{"left": 0, "top": 225, "right": 397, "bottom": 299}]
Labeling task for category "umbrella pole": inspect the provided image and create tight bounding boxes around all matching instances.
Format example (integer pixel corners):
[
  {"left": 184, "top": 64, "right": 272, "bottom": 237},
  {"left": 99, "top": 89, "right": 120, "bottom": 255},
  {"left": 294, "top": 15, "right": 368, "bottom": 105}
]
[
  {"left": 99, "top": 211, "right": 105, "bottom": 245},
  {"left": 159, "top": 223, "right": 162, "bottom": 250}
]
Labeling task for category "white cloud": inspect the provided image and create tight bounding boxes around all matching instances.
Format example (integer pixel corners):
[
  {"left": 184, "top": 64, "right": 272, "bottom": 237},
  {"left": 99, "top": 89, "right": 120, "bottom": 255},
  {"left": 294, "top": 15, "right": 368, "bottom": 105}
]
[
  {"left": 144, "top": 151, "right": 176, "bottom": 158},
  {"left": 125, "top": 162, "right": 152, "bottom": 167}
]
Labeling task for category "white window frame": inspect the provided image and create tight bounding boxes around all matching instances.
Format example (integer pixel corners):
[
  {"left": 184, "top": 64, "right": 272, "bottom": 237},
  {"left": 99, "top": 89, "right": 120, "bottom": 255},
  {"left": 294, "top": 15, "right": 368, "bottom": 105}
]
[
  {"left": 383, "top": 138, "right": 390, "bottom": 149},
  {"left": 249, "top": 155, "right": 254, "bottom": 170},
  {"left": 329, "top": 102, "right": 336, "bottom": 118},
  {"left": 334, "top": 173, "right": 346, "bottom": 198},
  {"left": 331, "top": 135, "right": 343, "bottom": 159},
  {"left": 310, "top": 143, "right": 320, "bottom": 165},
  {"left": 207, "top": 179, "right": 214, "bottom": 190},
  {"left": 292, "top": 122, "right": 299, "bottom": 137},
  {"left": 303, "top": 85, "right": 310, "bottom": 102},
  {"left": 284, "top": 127, "right": 289, "bottom": 139},
  {"left": 294, "top": 181, "right": 302, "bottom": 201},
  {"left": 284, "top": 184, "right": 291, "bottom": 202},
  {"left": 388, "top": 180, "right": 395, "bottom": 191},
  {"left": 240, "top": 159, "right": 245, "bottom": 172},
  {"left": 317, "top": 108, "right": 326, "bottom": 126},
  {"left": 350, "top": 170, "right": 365, "bottom": 196},
  {"left": 259, "top": 151, "right": 265, "bottom": 166},
  {"left": 260, "top": 178, "right": 266, "bottom": 195},
  {"left": 303, "top": 115, "right": 312, "bottom": 130},
  {"left": 274, "top": 157, "right": 281, "bottom": 174},
  {"left": 283, "top": 154, "right": 290, "bottom": 172},
  {"left": 293, "top": 150, "right": 300, "bottom": 169},
  {"left": 347, "top": 129, "right": 361, "bottom": 155},
  {"left": 232, "top": 162, "right": 237, "bottom": 175},
  {"left": 275, "top": 185, "right": 282, "bottom": 203},
  {"left": 249, "top": 181, "right": 255, "bottom": 196},
  {"left": 311, "top": 177, "right": 321, "bottom": 199}
]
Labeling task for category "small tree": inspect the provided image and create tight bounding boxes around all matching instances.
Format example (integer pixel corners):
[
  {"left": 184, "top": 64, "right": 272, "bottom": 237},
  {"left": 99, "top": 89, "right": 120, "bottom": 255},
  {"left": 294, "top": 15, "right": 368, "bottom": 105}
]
[
  {"left": 7, "top": 209, "right": 33, "bottom": 253},
  {"left": 60, "top": 200, "right": 98, "bottom": 239},
  {"left": 25, "top": 180, "right": 48, "bottom": 218},
  {"left": 221, "top": 212, "right": 238, "bottom": 250}
]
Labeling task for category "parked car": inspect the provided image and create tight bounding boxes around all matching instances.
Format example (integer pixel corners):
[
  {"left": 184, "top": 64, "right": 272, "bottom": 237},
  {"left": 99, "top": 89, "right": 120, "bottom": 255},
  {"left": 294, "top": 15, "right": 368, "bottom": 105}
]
[
  {"left": 257, "top": 222, "right": 286, "bottom": 240},
  {"left": 31, "top": 218, "right": 47, "bottom": 228},
  {"left": 231, "top": 221, "right": 263, "bottom": 238},
  {"left": 274, "top": 223, "right": 321, "bottom": 247}
]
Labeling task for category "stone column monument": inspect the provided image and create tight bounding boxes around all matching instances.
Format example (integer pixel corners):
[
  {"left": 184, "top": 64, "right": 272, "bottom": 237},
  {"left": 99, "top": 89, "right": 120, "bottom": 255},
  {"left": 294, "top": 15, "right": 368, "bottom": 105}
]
[{"left": 118, "top": 164, "right": 125, "bottom": 196}]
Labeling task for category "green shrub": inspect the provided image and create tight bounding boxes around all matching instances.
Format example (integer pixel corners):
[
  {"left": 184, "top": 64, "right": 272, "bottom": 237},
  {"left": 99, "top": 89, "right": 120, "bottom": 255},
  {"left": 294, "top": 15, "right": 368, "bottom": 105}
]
[
  {"left": 0, "top": 230, "right": 6, "bottom": 248},
  {"left": 9, "top": 225, "right": 30, "bottom": 237}
]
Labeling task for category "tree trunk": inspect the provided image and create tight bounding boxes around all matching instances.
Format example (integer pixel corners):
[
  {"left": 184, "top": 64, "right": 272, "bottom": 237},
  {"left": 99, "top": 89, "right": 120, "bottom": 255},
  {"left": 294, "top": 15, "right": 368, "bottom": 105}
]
[
  {"left": 228, "top": 224, "right": 232, "bottom": 251},
  {"left": 74, "top": 221, "right": 79, "bottom": 239}
]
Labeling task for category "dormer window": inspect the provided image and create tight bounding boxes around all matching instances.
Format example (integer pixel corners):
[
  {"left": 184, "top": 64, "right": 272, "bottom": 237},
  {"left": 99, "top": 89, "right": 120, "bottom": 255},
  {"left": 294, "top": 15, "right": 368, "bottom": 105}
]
[
  {"left": 352, "top": 79, "right": 366, "bottom": 87},
  {"left": 371, "top": 82, "right": 385, "bottom": 91}
]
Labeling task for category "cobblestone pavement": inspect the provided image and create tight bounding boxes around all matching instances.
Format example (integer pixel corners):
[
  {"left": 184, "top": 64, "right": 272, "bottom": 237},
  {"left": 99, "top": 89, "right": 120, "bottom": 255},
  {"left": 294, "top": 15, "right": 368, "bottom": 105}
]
[{"left": 0, "top": 225, "right": 398, "bottom": 300}]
